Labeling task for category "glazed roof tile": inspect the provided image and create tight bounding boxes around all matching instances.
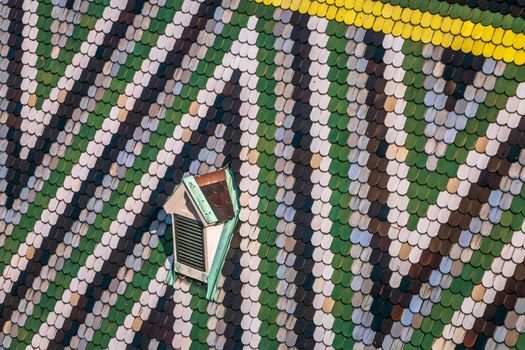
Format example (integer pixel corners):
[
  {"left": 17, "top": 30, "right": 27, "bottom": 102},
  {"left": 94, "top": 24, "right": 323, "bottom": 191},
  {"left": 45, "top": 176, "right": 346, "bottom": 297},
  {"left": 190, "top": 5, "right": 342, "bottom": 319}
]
[{"left": 2, "top": 0, "right": 525, "bottom": 349}]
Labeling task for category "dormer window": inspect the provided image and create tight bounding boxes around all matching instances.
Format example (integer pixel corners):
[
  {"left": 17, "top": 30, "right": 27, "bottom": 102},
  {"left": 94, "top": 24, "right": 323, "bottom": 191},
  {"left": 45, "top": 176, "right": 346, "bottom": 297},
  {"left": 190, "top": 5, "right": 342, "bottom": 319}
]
[
  {"left": 163, "top": 167, "right": 240, "bottom": 300},
  {"left": 174, "top": 215, "right": 205, "bottom": 271}
]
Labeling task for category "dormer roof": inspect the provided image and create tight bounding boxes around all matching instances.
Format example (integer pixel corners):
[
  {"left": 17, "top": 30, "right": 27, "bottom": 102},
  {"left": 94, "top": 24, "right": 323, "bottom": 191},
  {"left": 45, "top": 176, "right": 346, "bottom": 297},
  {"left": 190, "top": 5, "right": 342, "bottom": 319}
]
[
  {"left": 193, "top": 169, "right": 235, "bottom": 222},
  {"left": 163, "top": 167, "right": 235, "bottom": 225}
]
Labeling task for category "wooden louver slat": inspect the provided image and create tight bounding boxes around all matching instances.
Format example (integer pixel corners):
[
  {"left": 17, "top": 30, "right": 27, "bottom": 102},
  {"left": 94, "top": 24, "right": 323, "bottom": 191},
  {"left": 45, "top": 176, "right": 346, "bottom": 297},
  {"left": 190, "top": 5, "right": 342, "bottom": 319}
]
[{"left": 175, "top": 215, "right": 205, "bottom": 271}]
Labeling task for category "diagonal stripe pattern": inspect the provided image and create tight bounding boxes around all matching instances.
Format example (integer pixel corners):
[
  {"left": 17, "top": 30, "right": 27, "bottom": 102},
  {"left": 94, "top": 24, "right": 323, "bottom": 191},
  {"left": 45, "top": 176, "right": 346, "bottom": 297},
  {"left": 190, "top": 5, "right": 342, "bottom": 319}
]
[{"left": 1, "top": 0, "right": 525, "bottom": 349}]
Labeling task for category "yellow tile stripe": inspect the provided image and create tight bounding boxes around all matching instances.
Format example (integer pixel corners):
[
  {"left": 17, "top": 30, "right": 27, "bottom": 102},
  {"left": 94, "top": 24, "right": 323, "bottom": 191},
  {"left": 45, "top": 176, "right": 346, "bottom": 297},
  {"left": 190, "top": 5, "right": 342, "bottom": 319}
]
[{"left": 257, "top": 0, "right": 525, "bottom": 64}]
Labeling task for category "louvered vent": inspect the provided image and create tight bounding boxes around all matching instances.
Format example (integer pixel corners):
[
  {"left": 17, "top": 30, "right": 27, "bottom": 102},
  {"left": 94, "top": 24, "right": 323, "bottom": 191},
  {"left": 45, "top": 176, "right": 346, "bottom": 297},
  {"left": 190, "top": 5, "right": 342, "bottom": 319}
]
[{"left": 174, "top": 215, "right": 205, "bottom": 271}]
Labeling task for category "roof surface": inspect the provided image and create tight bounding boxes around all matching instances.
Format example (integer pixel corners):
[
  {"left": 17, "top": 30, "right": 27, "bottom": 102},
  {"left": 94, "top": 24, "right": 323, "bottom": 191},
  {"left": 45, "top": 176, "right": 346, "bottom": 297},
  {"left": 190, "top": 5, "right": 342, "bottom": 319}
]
[{"left": 1, "top": 0, "right": 525, "bottom": 349}]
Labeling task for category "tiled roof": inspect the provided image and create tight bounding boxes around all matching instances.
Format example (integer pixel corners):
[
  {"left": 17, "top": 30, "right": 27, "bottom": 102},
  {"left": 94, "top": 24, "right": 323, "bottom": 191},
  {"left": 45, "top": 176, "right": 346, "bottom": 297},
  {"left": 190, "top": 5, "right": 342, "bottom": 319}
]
[{"left": 1, "top": 0, "right": 525, "bottom": 349}]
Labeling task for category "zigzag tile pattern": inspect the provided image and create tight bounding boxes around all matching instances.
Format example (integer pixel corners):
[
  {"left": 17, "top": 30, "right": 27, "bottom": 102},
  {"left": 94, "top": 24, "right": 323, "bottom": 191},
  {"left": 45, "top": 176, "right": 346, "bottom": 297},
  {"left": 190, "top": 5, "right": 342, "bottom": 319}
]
[{"left": 2, "top": 0, "right": 525, "bottom": 349}]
